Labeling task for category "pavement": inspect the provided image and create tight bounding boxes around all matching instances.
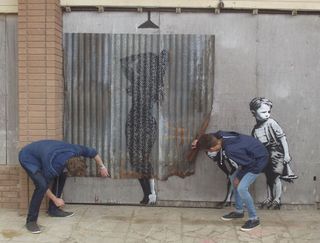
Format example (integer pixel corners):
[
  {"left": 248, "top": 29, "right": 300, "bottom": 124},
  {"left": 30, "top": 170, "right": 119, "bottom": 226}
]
[{"left": 0, "top": 204, "right": 319, "bottom": 243}]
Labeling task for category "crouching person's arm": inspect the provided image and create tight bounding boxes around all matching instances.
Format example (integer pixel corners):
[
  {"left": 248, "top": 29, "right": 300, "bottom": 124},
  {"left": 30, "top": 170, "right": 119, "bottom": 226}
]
[
  {"left": 94, "top": 154, "right": 110, "bottom": 177},
  {"left": 46, "top": 189, "right": 65, "bottom": 207}
]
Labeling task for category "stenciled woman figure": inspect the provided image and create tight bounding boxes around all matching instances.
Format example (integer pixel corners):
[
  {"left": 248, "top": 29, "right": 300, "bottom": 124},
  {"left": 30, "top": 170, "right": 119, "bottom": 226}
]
[
  {"left": 121, "top": 50, "right": 168, "bottom": 204},
  {"left": 249, "top": 97, "right": 297, "bottom": 209}
]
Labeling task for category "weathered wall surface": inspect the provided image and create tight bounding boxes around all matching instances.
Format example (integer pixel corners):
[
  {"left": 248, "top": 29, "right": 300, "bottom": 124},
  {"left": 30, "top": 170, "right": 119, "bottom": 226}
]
[
  {"left": 0, "top": 15, "right": 18, "bottom": 165},
  {"left": 63, "top": 12, "right": 320, "bottom": 205}
]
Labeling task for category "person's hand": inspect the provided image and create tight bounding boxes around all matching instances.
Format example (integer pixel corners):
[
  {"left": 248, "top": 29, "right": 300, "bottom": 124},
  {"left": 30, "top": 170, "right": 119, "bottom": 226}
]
[
  {"left": 100, "top": 167, "right": 110, "bottom": 177},
  {"left": 233, "top": 177, "right": 240, "bottom": 188},
  {"left": 284, "top": 154, "right": 291, "bottom": 164},
  {"left": 54, "top": 198, "right": 65, "bottom": 208},
  {"left": 191, "top": 139, "right": 198, "bottom": 149}
]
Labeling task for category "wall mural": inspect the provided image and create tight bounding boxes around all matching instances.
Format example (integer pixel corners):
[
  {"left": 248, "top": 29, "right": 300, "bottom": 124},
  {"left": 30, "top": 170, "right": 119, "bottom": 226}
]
[
  {"left": 63, "top": 33, "right": 214, "bottom": 204},
  {"left": 120, "top": 50, "right": 169, "bottom": 204},
  {"left": 249, "top": 97, "right": 298, "bottom": 209}
]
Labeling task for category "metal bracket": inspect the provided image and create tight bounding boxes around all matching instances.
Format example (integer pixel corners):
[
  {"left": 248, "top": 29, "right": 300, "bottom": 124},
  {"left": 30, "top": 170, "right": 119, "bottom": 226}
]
[
  {"left": 176, "top": 8, "right": 181, "bottom": 14},
  {"left": 65, "top": 6, "right": 71, "bottom": 13},
  {"left": 137, "top": 7, "right": 143, "bottom": 13},
  {"left": 97, "top": 6, "right": 104, "bottom": 13},
  {"left": 252, "top": 9, "right": 259, "bottom": 15},
  {"left": 292, "top": 9, "right": 298, "bottom": 16}
]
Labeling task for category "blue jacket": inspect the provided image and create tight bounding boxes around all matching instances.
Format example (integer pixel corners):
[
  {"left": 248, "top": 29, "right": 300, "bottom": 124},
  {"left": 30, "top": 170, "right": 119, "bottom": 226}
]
[
  {"left": 212, "top": 131, "right": 268, "bottom": 179},
  {"left": 19, "top": 140, "right": 97, "bottom": 182}
]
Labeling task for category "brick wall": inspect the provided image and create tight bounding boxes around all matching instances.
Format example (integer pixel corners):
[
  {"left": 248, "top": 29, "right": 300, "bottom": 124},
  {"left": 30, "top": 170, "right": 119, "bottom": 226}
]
[
  {"left": 17, "top": 0, "right": 63, "bottom": 214},
  {"left": 0, "top": 166, "right": 20, "bottom": 209}
]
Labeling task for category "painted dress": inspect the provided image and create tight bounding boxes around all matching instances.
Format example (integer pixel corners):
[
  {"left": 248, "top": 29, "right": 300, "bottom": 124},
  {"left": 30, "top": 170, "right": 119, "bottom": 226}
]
[{"left": 121, "top": 50, "right": 168, "bottom": 177}]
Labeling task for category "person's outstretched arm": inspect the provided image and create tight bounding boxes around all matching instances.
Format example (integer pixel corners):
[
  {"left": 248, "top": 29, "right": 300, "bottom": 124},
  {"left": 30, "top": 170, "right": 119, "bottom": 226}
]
[{"left": 94, "top": 154, "right": 110, "bottom": 177}]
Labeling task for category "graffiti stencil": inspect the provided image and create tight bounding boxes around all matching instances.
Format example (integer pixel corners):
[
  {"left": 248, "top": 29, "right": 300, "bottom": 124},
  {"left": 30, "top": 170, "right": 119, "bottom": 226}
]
[
  {"left": 121, "top": 50, "right": 168, "bottom": 177},
  {"left": 249, "top": 97, "right": 298, "bottom": 210}
]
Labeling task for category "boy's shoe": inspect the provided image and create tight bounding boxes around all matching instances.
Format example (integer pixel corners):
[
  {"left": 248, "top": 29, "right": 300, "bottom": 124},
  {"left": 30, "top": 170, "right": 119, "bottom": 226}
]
[
  {"left": 26, "top": 221, "right": 41, "bottom": 234},
  {"left": 148, "top": 193, "right": 157, "bottom": 205},
  {"left": 140, "top": 196, "right": 149, "bottom": 205},
  {"left": 240, "top": 219, "right": 260, "bottom": 232},
  {"left": 48, "top": 208, "right": 74, "bottom": 217},
  {"left": 268, "top": 200, "right": 281, "bottom": 210},
  {"left": 259, "top": 199, "right": 272, "bottom": 209},
  {"left": 221, "top": 211, "right": 244, "bottom": 221}
]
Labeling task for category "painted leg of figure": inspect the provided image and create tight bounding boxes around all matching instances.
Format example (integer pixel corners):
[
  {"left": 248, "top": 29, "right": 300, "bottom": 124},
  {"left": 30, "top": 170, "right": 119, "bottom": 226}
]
[
  {"left": 224, "top": 176, "right": 233, "bottom": 207},
  {"left": 270, "top": 175, "right": 281, "bottom": 209},
  {"left": 148, "top": 179, "right": 157, "bottom": 204},
  {"left": 138, "top": 178, "right": 151, "bottom": 204},
  {"left": 260, "top": 172, "right": 273, "bottom": 209}
]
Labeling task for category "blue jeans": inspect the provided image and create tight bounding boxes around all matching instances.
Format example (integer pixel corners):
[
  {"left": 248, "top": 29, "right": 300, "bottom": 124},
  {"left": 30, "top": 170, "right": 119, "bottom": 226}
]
[
  {"left": 22, "top": 167, "right": 49, "bottom": 223},
  {"left": 230, "top": 170, "right": 259, "bottom": 220}
]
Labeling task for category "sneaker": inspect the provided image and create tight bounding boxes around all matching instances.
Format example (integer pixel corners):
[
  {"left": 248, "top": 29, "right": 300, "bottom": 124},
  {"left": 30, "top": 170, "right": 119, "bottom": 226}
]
[
  {"left": 26, "top": 221, "right": 41, "bottom": 234},
  {"left": 240, "top": 219, "right": 260, "bottom": 232},
  {"left": 221, "top": 211, "right": 244, "bottom": 221},
  {"left": 48, "top": 208, "right": 74, "bottom": 217}
]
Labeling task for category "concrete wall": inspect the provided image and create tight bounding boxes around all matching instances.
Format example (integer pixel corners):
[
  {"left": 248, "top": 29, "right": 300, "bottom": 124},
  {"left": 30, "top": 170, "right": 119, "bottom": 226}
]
[{"left": 63, "top": 11, "right": 320, "bottom": 205}]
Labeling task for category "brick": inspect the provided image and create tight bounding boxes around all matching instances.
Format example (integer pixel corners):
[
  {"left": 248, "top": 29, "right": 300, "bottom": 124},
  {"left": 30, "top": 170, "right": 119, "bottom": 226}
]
[
  {"left": 28, "top": 105, "right": 46, "bottom": 111},
  {"left": 28, "top": 60, "right": 46, "bottom": 67},
  {"left": 0, "top": 203, "right": 19, "bottom": 209},
  {"left": 28, "top": 99, "right": 46, "bottom": 105},
  {"left": 28, "top": 130, "right": 47, "bottom": 136},
  {"left": 27, "top": 23, "right": 45, "bottom": 30},
  {"left": 28, "top": 42, "right": 46, "bottom": 48},
  {"left": 28, "top": 124, "right": 47, "bottom": 130},
  {"left": 28, "top": 4, "right": 46, "bottom": 10},
  {"left": 27, "top": 86, "right": 47, "bottom": 92},
  {"left": 26, "top": 91, "right": 46, "bottom": 98},
  {"left": 1, "top": 192, "right": 18, "bottom": 198},
  {"left": 27, "top": 10, "right": 46, "bottom": 16},
  {"left": 29, "top": 0, "right": 47, "bottom": 3},
  {"left": 27, "top": 29, "right": 46, "bottom": 35},
  {"left": 0, "top": 180, "right": 19, "bottom": 186},
  {"left": 28, "top": 67, "right": 46, "bottom": 74},
  {"left": 0, "top": 186, "right": 19, "bottom": 192},
  {"left": 28, "top": 55, "right": 46, "bottom": 61},
  {"left": 28, "top": 16, "right": 46, "bottom": 23},
  {"left": 28, "top": 48, "right": 46, "bottom": 55},
  {"left": 27, "top": 74, "right": 46, "bottom": 80},
  {"left": 28, "top": 35, "right": 46, "bottom": 42},
  {"left": 0, "top": 174, "right": 19, "bottom": 180},
  {"left": 27, "top": 80, "right": 46, "bottom": 86},
  {"left": 28, "top": 111, "right": 46, "bottom": 117}
]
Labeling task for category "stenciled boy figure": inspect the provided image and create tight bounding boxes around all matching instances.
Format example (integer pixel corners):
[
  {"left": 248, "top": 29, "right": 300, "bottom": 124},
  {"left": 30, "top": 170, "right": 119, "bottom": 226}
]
[
  {"left": 249, "top": 97, "right": 298, "bottom": 210},
  {"left": 192, "top": 131, "right": 268, "bottom": 231},
  {"left": 19, "top": 140, "right": 109, "bottom": 234}
]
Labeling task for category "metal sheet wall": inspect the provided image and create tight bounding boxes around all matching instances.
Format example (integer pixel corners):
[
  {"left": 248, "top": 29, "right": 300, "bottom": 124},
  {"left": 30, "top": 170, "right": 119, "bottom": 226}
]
[
  {"left": 0, "top": 15, "right": 18, "bottom": 165},
  {"left": 64, "top": 33, "right": 214, "bottom": 179}
]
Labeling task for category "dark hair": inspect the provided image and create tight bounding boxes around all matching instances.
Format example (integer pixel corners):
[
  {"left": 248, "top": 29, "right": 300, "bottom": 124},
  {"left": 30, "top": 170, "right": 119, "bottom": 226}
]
[
  {"left": 197, "top": 134, "right": 219, "bottom": 150},
  {"left": 249, "top": 97, "right": 273, "bottom": 113},
  {"left": 66, "top": 156, "right": 87, "bottom": 177}
]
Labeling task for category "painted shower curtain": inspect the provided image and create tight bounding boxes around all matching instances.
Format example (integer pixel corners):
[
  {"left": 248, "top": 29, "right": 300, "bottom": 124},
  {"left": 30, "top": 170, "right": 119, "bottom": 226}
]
[{"left": 64, "top": 33, "right": 214, "bottom": 180}]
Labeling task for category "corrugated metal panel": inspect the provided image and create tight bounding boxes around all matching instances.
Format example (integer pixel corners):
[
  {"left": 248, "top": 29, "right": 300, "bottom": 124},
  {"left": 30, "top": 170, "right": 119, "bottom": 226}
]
[
  {"left": 64, "top": 33, "right": 214, "bottom": 179},
  {"left": 0, "top": 15, "right": 18, "bottom": 165}
]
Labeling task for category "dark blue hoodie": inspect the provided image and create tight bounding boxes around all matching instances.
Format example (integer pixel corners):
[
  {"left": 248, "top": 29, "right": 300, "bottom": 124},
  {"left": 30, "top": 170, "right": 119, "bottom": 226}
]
[
  {"left": 19, "top": 140, "right": 97, "bottom": 182},
  {"left": 212, "top": 131, "right": 268, "bottom": 179}
]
